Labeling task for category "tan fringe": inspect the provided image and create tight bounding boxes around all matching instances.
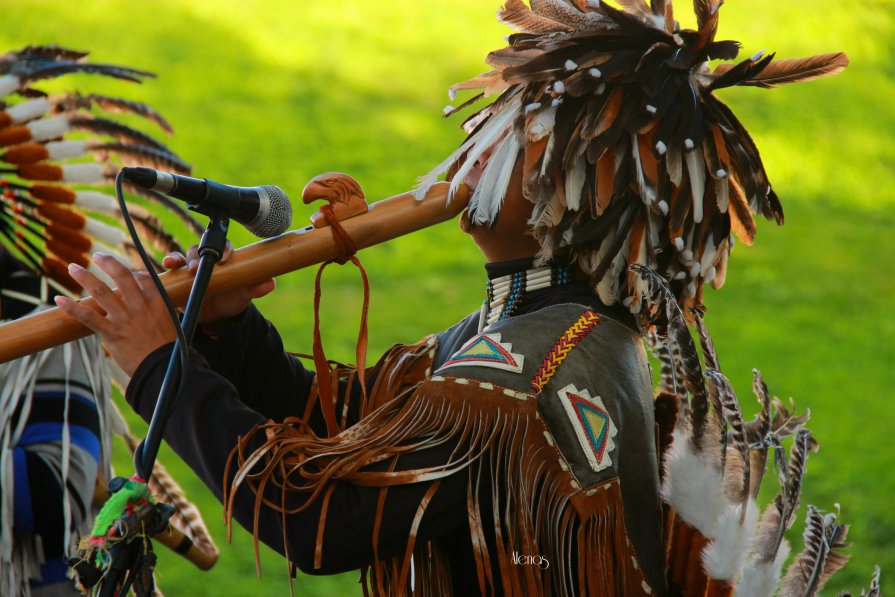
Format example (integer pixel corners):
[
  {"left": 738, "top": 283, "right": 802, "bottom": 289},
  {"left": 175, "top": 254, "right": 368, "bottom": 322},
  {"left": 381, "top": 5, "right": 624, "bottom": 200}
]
[{"left": 225, "top": 344, "right": 653, "bottom": 596}]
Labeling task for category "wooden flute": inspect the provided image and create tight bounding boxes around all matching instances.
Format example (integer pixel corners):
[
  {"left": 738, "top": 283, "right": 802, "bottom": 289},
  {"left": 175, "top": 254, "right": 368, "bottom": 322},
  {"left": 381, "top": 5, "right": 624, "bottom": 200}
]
[{"left": 0, "top": 176, "right": 468, "bottom": 363}]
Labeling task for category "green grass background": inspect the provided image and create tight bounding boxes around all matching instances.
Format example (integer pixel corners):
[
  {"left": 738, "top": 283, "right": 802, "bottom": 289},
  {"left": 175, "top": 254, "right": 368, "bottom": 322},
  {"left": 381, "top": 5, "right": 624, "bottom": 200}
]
[{"left": 3, "top": 0, "right": 893, "bottom": 594}]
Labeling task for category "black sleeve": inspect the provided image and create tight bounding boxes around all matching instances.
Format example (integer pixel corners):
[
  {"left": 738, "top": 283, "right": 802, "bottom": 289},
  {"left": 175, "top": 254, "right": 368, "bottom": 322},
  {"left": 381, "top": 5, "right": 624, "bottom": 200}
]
[
  {"left": 190, "top": 304, "right": 316, "bottom": 422},
  {"left": 125, "top": 347, "right": 468, "bottom": 575}
]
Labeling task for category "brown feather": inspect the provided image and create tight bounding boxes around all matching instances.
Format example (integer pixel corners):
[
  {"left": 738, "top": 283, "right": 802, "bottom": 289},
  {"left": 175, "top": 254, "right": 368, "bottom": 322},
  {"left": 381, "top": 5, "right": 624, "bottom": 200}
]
[
  {"left": 590, "top": 86, "right": 623, "bottom": 138},
  {"left": 498, "top": 0, "right": 572, "bottom": 33},
  {"left": 667, "top": 180, "right": 689, "bottom": 239},
  {"left": 89, "top": 142, "right": 191, "bottom": 174},
  {"left": 486, "top": 48, "right": 544, "bottom": 70},
  {"left": 595, "top": 149, "right": 615, "bottom": 215},
  {"left": 738, "top": 52, "right": 849, "bottom": 88},
  {"left": 727, "top": 178, "right": 756, "bottom": 245}
]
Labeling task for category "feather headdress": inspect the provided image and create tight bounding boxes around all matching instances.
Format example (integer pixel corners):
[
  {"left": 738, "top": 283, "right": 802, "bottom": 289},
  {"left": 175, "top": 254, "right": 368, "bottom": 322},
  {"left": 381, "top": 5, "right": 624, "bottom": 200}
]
[
  {"left": 0, "top": 44, "right": 201, "bottom": 297},
  {"left": 420, "top": 0, "right": 847, "bottom": 311}
]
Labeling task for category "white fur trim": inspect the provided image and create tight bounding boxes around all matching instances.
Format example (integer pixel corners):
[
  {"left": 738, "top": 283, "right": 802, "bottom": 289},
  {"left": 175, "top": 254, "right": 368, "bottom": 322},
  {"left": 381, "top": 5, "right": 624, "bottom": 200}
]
[
  {"left": 6, "top": 97, "right": 50, "bottom": 123},
  {"left": 26, "top": 115, "right": 69, "bottom": 141},
  {"left": 702, "top": 499, "right": 759, "bottom": 581},
  {"left": 74, "top": 191, "right": 118, "bottom": 213},
  {"left": 735, "top": 541, "right": 791, "bottom": 597},
  {"left": 84, "top": 217, "right": 126, "bottom": 247},
  {"left": 47, "top": 140, "right": 86, "bottom": 160},
  {"left": 61, "top": 163, "right": 103, "bottom": 183},
  {"left": 661, "top": 432, "right": 728, "bottom": 536},
  {"left": 0, "top": 74, "right": 21, "bottom": 97}
]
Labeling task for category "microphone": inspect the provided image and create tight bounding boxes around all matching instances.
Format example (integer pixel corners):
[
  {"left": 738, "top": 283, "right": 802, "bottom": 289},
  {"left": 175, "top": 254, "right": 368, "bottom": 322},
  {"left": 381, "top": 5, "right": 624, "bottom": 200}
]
[{"left": 122, "top": 166, "right": 292, "bottom": 238}]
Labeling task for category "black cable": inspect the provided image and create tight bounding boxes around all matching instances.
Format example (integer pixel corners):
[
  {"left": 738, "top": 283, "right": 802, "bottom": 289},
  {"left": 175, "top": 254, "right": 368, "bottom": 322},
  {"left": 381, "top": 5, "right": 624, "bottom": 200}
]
[{"left": 113, "top": 169, "right": 188, "bottom": 445}]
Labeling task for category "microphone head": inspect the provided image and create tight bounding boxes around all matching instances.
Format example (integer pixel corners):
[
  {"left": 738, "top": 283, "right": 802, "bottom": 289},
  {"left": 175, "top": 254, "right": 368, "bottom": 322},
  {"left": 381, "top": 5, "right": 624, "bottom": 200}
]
[{"left": 248, "top": 185, "right": 292, "bottom": 238}]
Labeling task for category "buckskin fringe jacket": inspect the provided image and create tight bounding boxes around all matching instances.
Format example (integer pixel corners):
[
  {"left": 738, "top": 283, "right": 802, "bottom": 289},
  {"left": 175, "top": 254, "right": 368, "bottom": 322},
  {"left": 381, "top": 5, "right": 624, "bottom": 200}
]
[{"left": 126, "top": 283, "right": 664, "bottom": 596}]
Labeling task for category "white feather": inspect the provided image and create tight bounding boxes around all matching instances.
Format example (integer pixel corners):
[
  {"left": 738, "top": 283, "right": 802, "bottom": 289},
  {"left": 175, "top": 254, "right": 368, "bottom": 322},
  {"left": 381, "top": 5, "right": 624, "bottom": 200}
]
[
  {"left": 735, "top": 541, "right": 791, "bottom": 597},
  {"left": 448, "top": 101, "right": 521, "bottom": 202},
  {"left": 564, "top": 158, "right": 586, "bottom": 211},
  {"left": 631, "top": 133, "right": 655, "bottom": 205},
  {"left": 666, "top": 147, "right": 683, "bottom": 185},
  {"left": 715, "top": 177, "right": 729, "bottom": 213},
  {"left": 530, "top": 194, "right": 565, "bottom": 230},
  {"left": 540, "top": 132, "right": 557, "bottom": 179},
  {"left": 700, "top": 236, "right": 716, "bottom": 276},
  {"left": 685, "top": 149, "right": 706, "bottom": 223},
  {"left": 84, "top": 217, "right": 127, "bottom": 247},
  {"left": 596, "top": 234, "right": 629, "bottom": 305},
  {"left": 661, "top": 432, "right": 729, "bottom": 536},
  {"left": 414, "top": 95, "right": 522, "bottom": 201},
  {"left": 469, "top": 134, "right": 520, "bottom": 225},
  {"left": 527, "top": 104, "right": 557, "bottom": 142},
  {"left": 74, "top": 191, "right": 118, "bottom": 213},
  {"left": 0, "top": 74, "right": 21, "bottom": 97},
  {"left": 61, "top": 163, "right": 103, "bottom": 183},
  {"left": 26, "top": 114, "right": 69, "bottom": 142},
  {"left": 6, "top": 97, "right": 51, "bottom": 124},
  {"left": 702, "top": 500, "right": 760, "bottom": 581},
  {"left": 46, "top": 140, "right": 86, "bottom": 160}
]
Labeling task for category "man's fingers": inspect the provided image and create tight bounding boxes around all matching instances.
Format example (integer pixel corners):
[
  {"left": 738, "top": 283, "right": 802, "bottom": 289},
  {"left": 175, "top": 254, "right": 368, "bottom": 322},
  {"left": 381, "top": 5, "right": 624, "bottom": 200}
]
[
  {"left": 162, "top": 251, "right": 187, "bottom": 270},
  {"left": 54, "top": 295, "right": 108, "bottom": 334},
  {"left": 134, "top": 271, "right": 156, "bottom": 293},
  {"left": 186, "top": 245, "right": 200, "bottom": 271},
  {"left": 247, "top": 278, "right": 276, "bottom": 299},
  {"left": 93, "top": 253, "right": 142, "bottom": 307},
  {"left": 67, "top": 263, "right": 126, "bottom": 317},
  {"left": 220, "top": 240, "right": 234, "bottom": 264}
]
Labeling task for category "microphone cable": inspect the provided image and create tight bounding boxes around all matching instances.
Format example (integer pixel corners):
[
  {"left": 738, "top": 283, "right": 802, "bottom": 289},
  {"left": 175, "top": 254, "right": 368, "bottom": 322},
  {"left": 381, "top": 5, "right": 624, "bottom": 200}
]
[{"left": 114, "top": 170, "right": 189, "bottom": 454}]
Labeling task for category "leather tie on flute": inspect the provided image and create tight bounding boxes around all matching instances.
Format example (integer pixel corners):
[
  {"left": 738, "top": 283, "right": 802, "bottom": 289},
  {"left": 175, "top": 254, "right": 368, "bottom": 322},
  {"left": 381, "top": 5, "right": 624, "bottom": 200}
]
[{"left": 0, "top": 174, "right": 469, "bottom": 363}]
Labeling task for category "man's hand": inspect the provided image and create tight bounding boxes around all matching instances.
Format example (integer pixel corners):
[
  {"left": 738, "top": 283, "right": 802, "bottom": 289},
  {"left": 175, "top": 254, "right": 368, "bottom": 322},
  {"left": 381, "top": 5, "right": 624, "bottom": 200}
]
[
  {"left": 160, "top": 241, "right": 275, "bottom": 325},
  {"left": 54, "top": 246, "right": 275, "bottom": 376},
  {"left": 54, "top": 253, "right": 178, "bottom": 376}
]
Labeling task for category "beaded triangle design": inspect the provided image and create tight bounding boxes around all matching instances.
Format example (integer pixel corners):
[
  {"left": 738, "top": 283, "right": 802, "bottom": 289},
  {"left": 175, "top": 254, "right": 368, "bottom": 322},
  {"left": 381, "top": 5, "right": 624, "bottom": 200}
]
[
  {"left": 557, "top": 384, "right": 617, "bottom": 473},
  {"left": 438, "top": 333, "right": 524, "bottom": 374}
]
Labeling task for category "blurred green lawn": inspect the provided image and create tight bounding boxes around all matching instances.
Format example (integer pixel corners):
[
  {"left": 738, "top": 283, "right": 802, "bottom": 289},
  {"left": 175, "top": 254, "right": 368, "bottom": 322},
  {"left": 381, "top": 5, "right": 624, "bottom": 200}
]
[{"left": 3, "top": 0, "right": 893, "bottom": 594}]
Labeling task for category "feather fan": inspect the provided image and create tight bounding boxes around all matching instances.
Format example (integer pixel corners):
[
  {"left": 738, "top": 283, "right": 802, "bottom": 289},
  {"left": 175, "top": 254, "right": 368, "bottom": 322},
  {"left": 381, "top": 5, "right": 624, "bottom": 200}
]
[{"left": 0, "top": 44, "right": 197, "bottom": 295}]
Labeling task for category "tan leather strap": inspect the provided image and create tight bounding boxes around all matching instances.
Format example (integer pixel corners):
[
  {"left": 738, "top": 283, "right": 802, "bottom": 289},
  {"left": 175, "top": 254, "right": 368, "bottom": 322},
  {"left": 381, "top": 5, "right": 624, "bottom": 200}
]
[{"left": 311, "top": 205, "right": 369, "bottom": 436}]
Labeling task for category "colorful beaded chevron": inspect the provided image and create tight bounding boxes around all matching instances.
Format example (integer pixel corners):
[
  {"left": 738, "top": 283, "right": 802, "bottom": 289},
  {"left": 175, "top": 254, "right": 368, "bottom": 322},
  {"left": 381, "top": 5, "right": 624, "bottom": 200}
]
[
  {"left": 557, "top": 384, "right": 618, "bottom": 473},
  {"left": 438, "top": 332, "right": 524, "bottom": 374},
  {"left": 530, "top": 311, "right": 600, "bottom": 393},
  {"left": 479, "top": 263, "right": 571, "bottom": 331}
]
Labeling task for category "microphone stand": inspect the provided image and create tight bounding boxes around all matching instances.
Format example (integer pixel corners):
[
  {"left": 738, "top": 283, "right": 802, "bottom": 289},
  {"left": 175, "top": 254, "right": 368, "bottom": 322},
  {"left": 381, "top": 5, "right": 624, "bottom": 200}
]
[
  {"left": 138, "top": 211, "right": 229, "bottom": 478},
  {"left": 95, "top": 211, "right": 230, "bottom": 597}
]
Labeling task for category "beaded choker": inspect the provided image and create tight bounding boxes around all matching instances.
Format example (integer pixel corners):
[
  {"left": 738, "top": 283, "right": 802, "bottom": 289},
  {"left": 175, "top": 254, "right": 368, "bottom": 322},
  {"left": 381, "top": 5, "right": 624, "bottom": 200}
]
[{"left": 478, "top": 263, "right": 571, "bottom": 331}]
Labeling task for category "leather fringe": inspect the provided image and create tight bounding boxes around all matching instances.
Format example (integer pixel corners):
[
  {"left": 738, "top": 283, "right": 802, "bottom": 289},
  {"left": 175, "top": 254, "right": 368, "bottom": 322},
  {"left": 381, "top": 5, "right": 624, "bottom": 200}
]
[{"left": 224, "top": 342, "right": 651, "bottom": 596}]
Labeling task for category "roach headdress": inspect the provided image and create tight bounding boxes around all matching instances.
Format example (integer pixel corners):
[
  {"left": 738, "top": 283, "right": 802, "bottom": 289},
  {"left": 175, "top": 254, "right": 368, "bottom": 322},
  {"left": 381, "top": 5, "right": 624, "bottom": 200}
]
[
  {"left": 0, "top": 44, "right": 201, "bottom": 297},
  {"left": 419, "top": 0, "right": 847, "bottom": 313}
]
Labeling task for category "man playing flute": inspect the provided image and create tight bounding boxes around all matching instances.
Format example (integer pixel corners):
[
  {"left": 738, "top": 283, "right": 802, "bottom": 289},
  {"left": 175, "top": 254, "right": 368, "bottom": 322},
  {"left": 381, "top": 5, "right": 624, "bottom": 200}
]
[{"left": 54, "top": 0, "right": 848, "bottom": 594}]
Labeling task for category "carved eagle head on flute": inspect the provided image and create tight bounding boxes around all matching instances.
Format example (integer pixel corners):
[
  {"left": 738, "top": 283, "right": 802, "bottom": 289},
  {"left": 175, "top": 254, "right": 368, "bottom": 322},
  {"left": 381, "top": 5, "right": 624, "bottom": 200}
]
[
  {"left": 0, "top": 45, "right": 200, "bottom": 296},
  {"left": 417, "top": 0, "right": 847, "bottom": 314}
]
